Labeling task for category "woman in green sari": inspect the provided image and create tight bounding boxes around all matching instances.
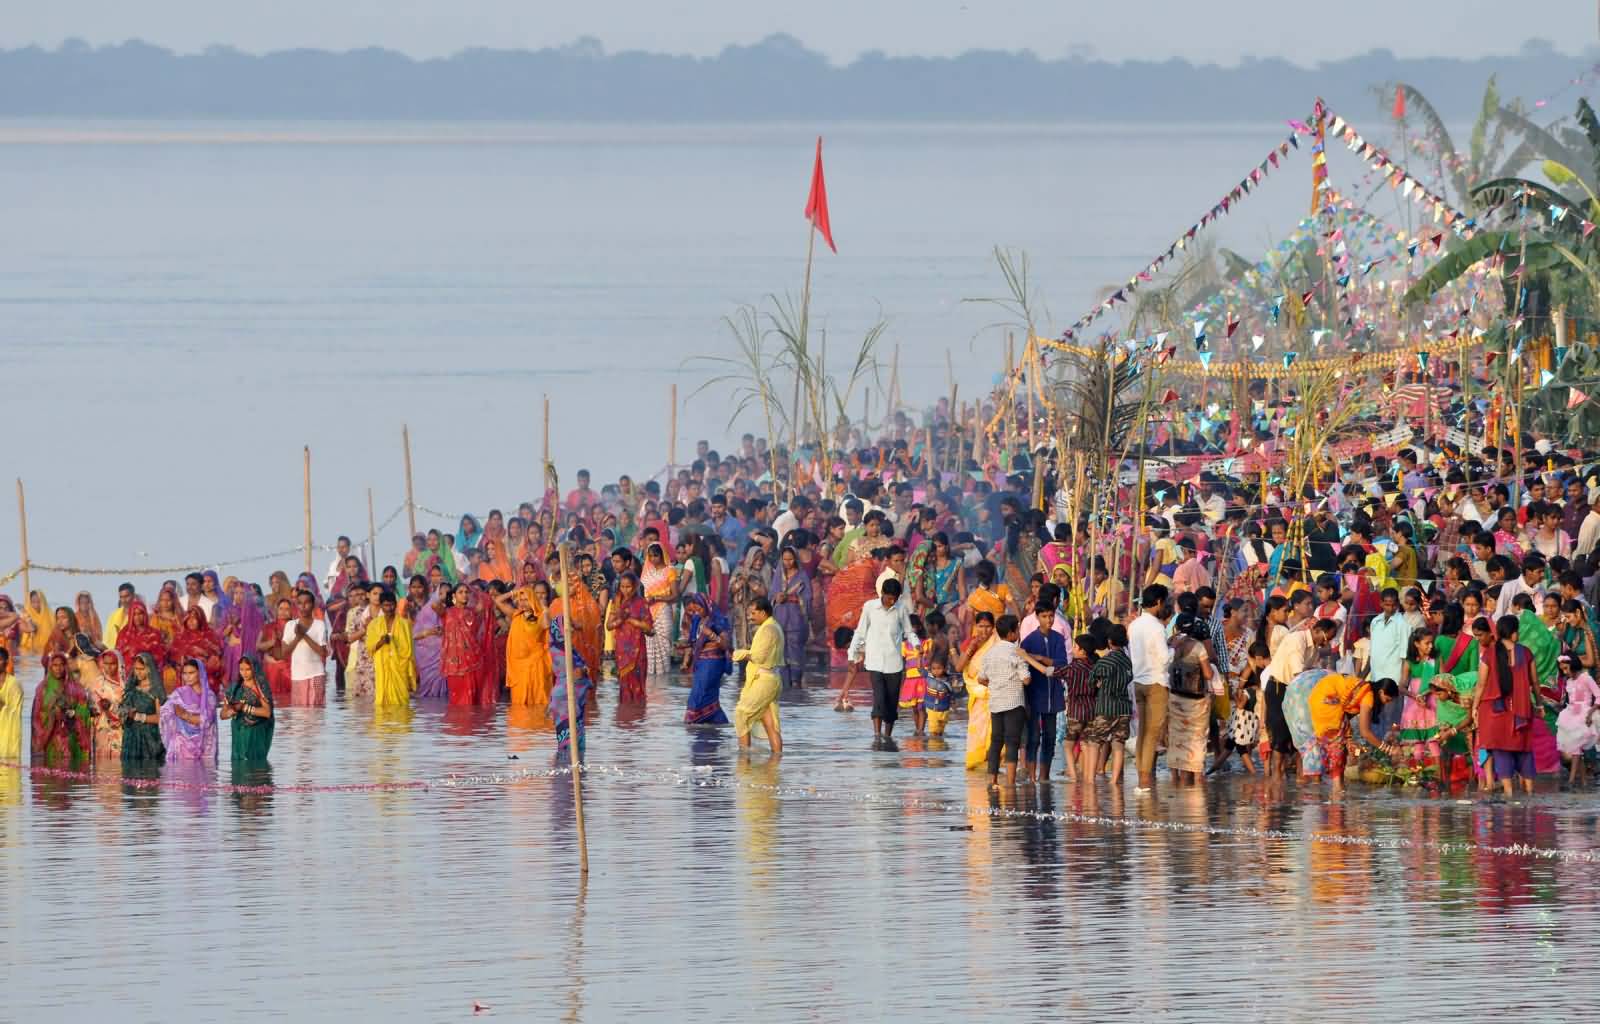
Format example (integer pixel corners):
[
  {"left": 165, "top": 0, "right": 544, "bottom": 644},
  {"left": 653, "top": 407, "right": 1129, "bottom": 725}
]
[
  {"left": 119, "top": 652, "right": 166, "bottom": 768},
  {"left": 221, "top": 655, "right": 274, "bottom": 762},
  {"left": 30, "top": 652, "right": 91, "bottom": 766},
  {"left": 1432, "top": 606, "right": 1482, "bottom": 780}
]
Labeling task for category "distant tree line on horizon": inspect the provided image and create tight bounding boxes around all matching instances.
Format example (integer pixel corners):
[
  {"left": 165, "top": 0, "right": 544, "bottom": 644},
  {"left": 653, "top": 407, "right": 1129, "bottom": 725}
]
[{"left": 0, "top": 33, "right": 1594, "bottom": 120}]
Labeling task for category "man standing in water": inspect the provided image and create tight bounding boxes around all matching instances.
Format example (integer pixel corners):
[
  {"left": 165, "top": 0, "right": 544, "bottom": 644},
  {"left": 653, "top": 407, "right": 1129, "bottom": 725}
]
[
  {"left": 1129, "top": 584, "right": 1173, "bottom": 793},
  {"left": 848, "top": 577, "right": 920, "bottom": 750},
  {"left": 283, "top": 589, "right": 330, "bottom": 706}
]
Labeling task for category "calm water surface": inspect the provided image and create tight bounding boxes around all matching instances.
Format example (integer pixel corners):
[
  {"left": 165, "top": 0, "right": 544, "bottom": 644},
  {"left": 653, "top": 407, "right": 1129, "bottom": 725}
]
[{"left": 1, "top": 661, "right": 1594, "bottom": 1022}]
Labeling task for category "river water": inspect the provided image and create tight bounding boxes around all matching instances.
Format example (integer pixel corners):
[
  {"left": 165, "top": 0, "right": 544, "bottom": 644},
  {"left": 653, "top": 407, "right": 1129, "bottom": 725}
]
[
  {"left": 2, "top": 660, "right": 1595, "bottom": 1021},
  {"left": 0, "top": 118, "right": 1393, "bottom": 602}
]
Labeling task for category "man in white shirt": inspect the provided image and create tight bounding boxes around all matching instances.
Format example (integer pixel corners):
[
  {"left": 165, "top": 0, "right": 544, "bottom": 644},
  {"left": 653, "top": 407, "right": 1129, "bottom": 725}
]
[
  {"left": 770, "top": 495, "right": 809, "bottom": 550},
  {"left": 1127, "top": 584, "right": 1173, "bottom": 792},
  {"left": 322, "top": 536, "right": 354, "bottom": 595},
  {"left": 1578, "top": 489, "right": 1600, "bottom": 560},
  {"left": 178, "top": 572, "right": 216, "bottom": 620},
  {"left": 977, "top": 613, "right": 1034, "bottom": 788},
  {"left": 874, "top": 546, "right": 907, "bottom": 597},
  {"left": 283, "top": 589, "right": 330, "bottom": 707},
  {"left": 1494, "top": 555, "right": 1545, "bottom": 621},
  {"left": 848, "top": 577, "right": 920, "bottom": 747}
]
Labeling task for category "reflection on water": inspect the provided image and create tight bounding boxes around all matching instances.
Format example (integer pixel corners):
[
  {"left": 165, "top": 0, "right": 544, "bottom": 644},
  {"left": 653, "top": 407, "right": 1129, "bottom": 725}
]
[{"left": 3, "top": 674, "right": 1600, "bottom": 1019}]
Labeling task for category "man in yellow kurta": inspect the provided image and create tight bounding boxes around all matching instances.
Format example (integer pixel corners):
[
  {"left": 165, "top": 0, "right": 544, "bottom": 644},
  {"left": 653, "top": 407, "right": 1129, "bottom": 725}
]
[
  {"left": 366, "top": 589, "right": 417, "bottom": 707},
  {"left": 731, "top": 597, "right": 783, "bottom": 754}
]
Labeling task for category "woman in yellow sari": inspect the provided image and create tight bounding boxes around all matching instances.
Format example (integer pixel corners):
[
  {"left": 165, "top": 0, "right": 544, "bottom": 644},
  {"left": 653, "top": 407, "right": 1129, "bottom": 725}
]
[
  {"left": 498, "top": 571, "right": 553, "bottom": 708},
  {"left": 149, "top": 586, "right": 183, "bottom": 648},
  {"left": 965, "top": 560, "right": 1016, "bottom": 632},
  {"left": 960, "top": 613, "right": 998, "bottom": 770},
  {"left": 21, "top": 591, "right": 51, "bottom": 657},
  {"left": 366, "top": 587, "right": 417, "bottom": 707}
]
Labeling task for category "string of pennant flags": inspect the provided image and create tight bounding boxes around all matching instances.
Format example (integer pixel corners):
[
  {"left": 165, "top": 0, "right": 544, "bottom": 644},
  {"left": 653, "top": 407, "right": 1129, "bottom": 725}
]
[
  {"left": 1040, "top": 328, "right": 1486, "bottom": 380},
  {"left": 1055, "top": 98, "right": 1494, "bottom": 347}
]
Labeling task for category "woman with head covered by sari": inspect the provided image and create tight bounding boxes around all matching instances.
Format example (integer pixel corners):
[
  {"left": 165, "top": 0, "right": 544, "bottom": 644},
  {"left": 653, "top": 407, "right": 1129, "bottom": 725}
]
[
  {"left": 160, "top": 659, "right": 218, "bottom": 763},
  {"left": 498, "top": 570, "right": 553, "bottom": 708},
  {"left": 32, "top": 652, "right": 92, "bottom": 766},
  {"left": 149, "top": 586, "right": 182, "bottom": 648},
  {"left": 221, "top": 655, "right": 274, "bottom": 762},
  {"left": 217, "top": 578, "right": 266, "bottom": 687},
  {"left": 681, "top": 594, "right": 731, "bottom": 723},
  {"left": 457, "top": 515, "right": 484, "bottom": 559},
  {"left": 412, "top": 583, "right": 448, "bottom": 699},
  {"left": 74, "top": 592, "right": 104, "bottom": 647},
  {"left": 119, "top": 652, "right": 166, "bottom": 768},
  {"left": 169, "top": 606, "right": 222, "bottom": 695},
  {"left": 114, "top": 599, "right": 169, "bottom": 679},
  {"left": 547, "top": 552, "right": 603, "bottom": 687},
  {"left": 478, "top": 538, "right": 514, "bottom": 585},
  {"left": 82, "top": 648, "right": 128, "bottom": 762}
]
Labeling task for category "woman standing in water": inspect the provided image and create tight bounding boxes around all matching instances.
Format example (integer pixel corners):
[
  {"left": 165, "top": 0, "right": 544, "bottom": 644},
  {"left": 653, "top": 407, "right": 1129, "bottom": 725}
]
[
  {"left": 500, "top": 572, "right": 553, "bottom": 708},
  {"left": 1475, "top": 614, "right": 1539, "bottom": 796},
  {"left": 343, "top": 582, "right": 376, "bottom": 698},
  {"left": 0, "top": 649, "right": 21, "bottom": 762},
  {"left": 221, "top": 655, "right": 274, "bottom": 762},
  {"left": 32, "top": 652, "right": 91, "bottom": 766},
  {"left": 160, "top": 659, "right": 218, "bottom": 763},
  {"left": 640, "top": 543, "right": 680, "bottom": 676},
  {"left": 412, "top": 584, "right": 447, "bottom": 699},
  {"left": 681, "top": 594, "right": 731, "bottom": 724},
  {"left": 367, "top": 588, "right": 417, "bottom": 708},
  {"left": 771, "top": 546, "right": 811, "bottom": 687},
  {"left": 83, "top": 649, "right": 127, "bottom": 763},
  {"left": 119, "top": 652, "right": 166, "bottom": 768},
  {"left": 608, "top": 572, "right": 651, "bottom": 701}
]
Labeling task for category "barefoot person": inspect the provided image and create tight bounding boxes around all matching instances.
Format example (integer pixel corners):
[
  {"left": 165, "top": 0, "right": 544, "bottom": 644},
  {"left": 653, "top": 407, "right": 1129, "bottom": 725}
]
[
  {"left": 731, "top": 597, "right": 783, "bottom": 754},
  {"left": 283, "top": 589, "right": 330, "bottom": 707},
  {"left": 847, "top": 577, "right": 920, "bottom": 748}
]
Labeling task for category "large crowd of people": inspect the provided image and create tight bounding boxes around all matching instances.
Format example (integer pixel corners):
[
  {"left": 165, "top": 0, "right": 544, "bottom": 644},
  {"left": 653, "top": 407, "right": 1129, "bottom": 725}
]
[{"left": 2, "top": 409, "right": 1600, "bottom": 799}]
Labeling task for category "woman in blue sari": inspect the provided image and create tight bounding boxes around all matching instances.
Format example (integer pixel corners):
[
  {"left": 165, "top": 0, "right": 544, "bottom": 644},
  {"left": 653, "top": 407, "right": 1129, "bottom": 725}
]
[
  {"left": 456, "top": 515, "right": 484, "bottom": 559},
  {"left": 770, "top": 547, "right": 810, "bottom": 687},
  {"left": 681, "top": 594, "right": 731, "bottom": 724}
]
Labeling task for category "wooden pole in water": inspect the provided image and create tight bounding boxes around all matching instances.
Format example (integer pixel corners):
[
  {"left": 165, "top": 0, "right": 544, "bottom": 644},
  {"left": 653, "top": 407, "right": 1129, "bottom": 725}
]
[
  {"left": 366, "top": 487, "right": 377, "bottom": 578},
  {"left": 558, "top": 541, "right": 590, "bottom": 875},
  {"left": 543, "top": 393, "right": 551, "bottom": 469},
  {"left": 302, "top": 446, "right": 314, "bottom": 575},
  {"left": 669, "top": 383, "right": 678, "bottom": 472},
  {"left": 402, "top": 425, "right": 417, "bottom": 540},
  {"left": 15, "top": 479, "right": 29, "bottom": 599}
]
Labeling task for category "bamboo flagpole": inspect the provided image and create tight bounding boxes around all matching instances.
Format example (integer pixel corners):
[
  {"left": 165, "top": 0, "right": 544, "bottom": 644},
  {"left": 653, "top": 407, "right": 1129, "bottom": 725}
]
[
  {"left": 366, "top": 487, "right": 377, "bottom": 578},
  {"left": 796, "top": 136, "right": 837, "bottom": 492},
  {"left": 15, "top": 479, "right": 29, "bottom": 599},
  {"left": 543, "top": 394, "right": 551, "bottom": 474},
  {"left": 557, "top": 541, "right": 590, "bottom": 875},
  {"left": 402, "top": 425, "right": 417, "bottom": 540},
  {"left": 302, "top": 447, "right": 313, "bottom": 575},
  {"left": 669, "top": 383, "right": 678, "bottom": 472}
]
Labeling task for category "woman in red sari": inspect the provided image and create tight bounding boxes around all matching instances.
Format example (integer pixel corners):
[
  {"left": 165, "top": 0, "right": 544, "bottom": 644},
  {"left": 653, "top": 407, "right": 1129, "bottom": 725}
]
[
  {"left": 259, "top": 596, "right": 296, "bottom": 701},
  {"left": 607, "top": 572, "right": 651, "bottom": 700},
  {"left": 476, "top": 586, "right": 505, "bottom": 704},
  {"left": 169, "top": 606, "right": 223, "bottom": 694},
  {"left": 114, "top": 600, "right": 170, "bottom": 678},
  {"left": 442, "top": 584, "right": 486, "bottom": 705}
]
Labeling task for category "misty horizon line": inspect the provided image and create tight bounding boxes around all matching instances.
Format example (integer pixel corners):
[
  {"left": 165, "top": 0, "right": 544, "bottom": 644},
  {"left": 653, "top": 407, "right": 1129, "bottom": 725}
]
[{"left": 13, "top": 31, "right": 1599, "bottom": 70}]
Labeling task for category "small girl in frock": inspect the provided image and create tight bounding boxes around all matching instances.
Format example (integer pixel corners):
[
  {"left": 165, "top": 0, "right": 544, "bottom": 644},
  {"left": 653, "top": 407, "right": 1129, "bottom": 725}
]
[
  {"left": 923, "top": 646, "right": 958, "bottom": 738},
  {"left": 1209, "top": 641, "right": 1268, "bottom": 774},
  {"left": 1556, "top": 653, "right": 1600, "bottom": 786}
]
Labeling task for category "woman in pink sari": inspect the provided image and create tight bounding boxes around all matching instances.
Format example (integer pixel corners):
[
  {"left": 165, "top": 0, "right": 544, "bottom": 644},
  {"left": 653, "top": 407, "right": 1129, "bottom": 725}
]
[
  {"left": 216, "top": 580, "right": 265, "bottom": 687},
  {"left": 607, "top": 572, "right": 651, "bottom": 700}
]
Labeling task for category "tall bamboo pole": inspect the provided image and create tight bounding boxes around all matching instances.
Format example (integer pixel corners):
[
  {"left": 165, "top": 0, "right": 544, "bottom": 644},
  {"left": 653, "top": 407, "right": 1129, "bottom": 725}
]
[
  {"left": 402, "top": 425, "right": 417, "bottom": 540},
  {"left": 669, "top": 383, "right": 678, "bottom": 471},
  {"left": 302, "top": 447, "right": 313, "bottom": 575},
  {"left": 366, "top": 487, "right": 377, "bottom": 578},
  {"left": 15, "top": 479, "right": 29, "bottom": 599},
  {"left": 543, "top": 394, "right": 551, "bottom": 470},
  {"left": 558, "top": 541, "right": 589, "bottom": 875}
]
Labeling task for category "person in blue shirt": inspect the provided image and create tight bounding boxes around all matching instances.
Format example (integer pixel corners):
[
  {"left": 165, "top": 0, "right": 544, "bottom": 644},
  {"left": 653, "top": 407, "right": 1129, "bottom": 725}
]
[{"left": 1019, "top": 600, "right": 1069, "bottom": 783}]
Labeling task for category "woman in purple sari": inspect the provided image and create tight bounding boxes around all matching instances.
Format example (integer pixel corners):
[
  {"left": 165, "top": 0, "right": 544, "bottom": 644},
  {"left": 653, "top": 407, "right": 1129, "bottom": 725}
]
[
  {"left": 217, "top": 579, "right": 265, "bottom": 687},
  {"left": 160, "top": 659, "right": 218, "bottom": 763},
  {"left": 412, "top": 586, "right": 448, "bottom": 699},
  {"left": 771, "top": 546, "right": 811, "bottom": 687}
]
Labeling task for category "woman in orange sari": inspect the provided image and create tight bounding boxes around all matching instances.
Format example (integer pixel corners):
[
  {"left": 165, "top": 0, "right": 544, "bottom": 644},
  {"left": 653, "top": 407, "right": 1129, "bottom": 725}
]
[
  {"left": 497, "top": 569, "right": 553, "bottom": 707},
  {"left": 478, "top": 538, "right": 514, "bottom": 584},
  {"left": 547, "top": 553, "right": 603, "bottom": 683},
  {"left": 150, "top": 586, "right": 183, "bottom": 647}
]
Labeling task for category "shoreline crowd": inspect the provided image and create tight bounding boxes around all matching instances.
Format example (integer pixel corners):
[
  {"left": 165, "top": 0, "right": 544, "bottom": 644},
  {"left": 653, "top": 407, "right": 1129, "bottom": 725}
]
[{"left": 2, "top": 402, "right": 1600, "bottom": 800}]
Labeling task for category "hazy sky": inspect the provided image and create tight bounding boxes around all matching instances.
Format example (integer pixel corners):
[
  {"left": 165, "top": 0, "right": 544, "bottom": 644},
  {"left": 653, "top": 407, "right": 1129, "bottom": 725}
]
[{"left": 8, "top": 0, "right": 1597, "bottom": 64}]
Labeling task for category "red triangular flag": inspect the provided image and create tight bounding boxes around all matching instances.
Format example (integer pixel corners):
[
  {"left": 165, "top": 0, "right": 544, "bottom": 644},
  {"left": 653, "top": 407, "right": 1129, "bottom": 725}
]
[
  {"left": 1570, "top": 387, "right": 1589, "bottom": 410},
  {"left": 1392, "top": 86, "right": 1406, "bottom": 120},
  {"left": 804, "top": 136, "right": 837, "bottom": 253}
]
